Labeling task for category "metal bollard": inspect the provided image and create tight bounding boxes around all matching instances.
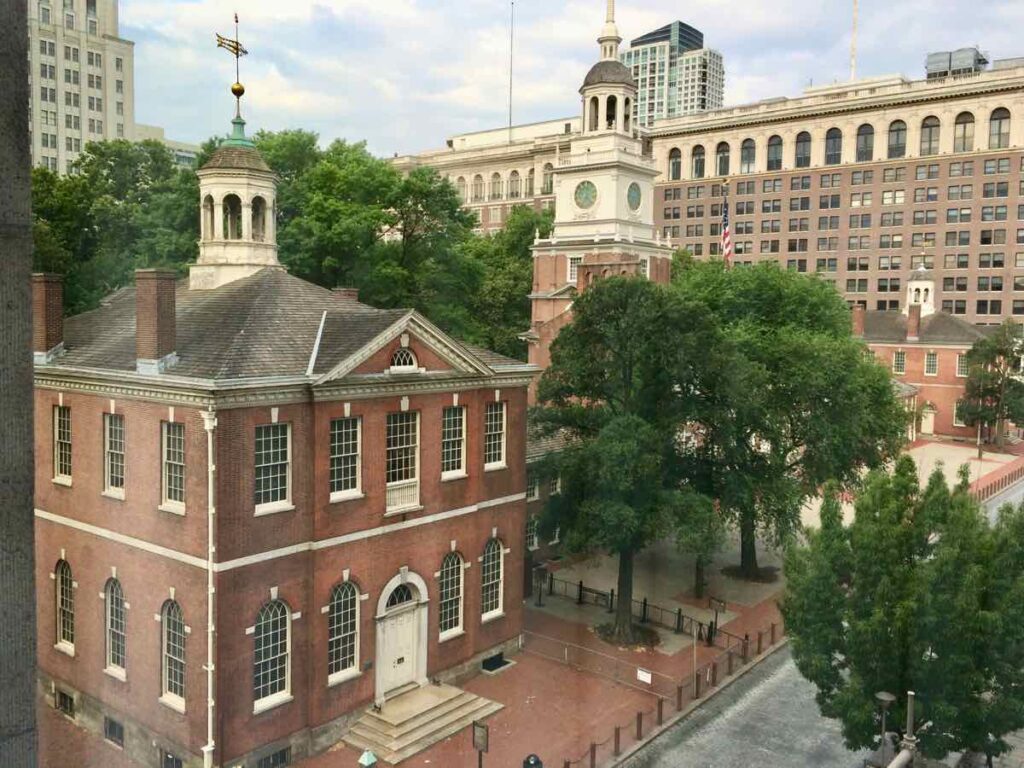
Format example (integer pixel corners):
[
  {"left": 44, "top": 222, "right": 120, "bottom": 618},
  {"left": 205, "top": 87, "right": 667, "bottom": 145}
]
[
  {"left": 711, "top": 661, "right": 718, "bottom": 687},
  {"left": 657, "top": 697, "right": 665, "bottom": 725},
  {"left": 614, "top": 725, "right": 621, "bottom": 756},
  {"left": 577, "top": 580, "right": 584, "bottom": 604},
  {"left": 770, "top": 622, "right": 777, "bottom": 645},
  {"left": 548, "top": 572, "right": 554, "bottom": 596},
  {"left": 694, "top": 670, "right": 703, "bottom": 698},
  {"left": 742, "top": 634, "right": 749, "bottom": 663},
  {"left": 608, "top": 588, "right": 615, "bottom": 613},
  {"left": 636, "top": 711, "right": 643, "bottom": 740},
  {"left": 676, "top": 684, "right": 684, "bottom": 711},
  {"left": 727, "top": 649, "right": 734, "bottom": 676},
  {"left": 675, "top": 607, "right": 683, "bottom": 633},
  {"left": 640, "top": 597, "right": 648, "bottom": 623},
  {"left": 757, "top": 630, "right": 764, "bottom": 656}
]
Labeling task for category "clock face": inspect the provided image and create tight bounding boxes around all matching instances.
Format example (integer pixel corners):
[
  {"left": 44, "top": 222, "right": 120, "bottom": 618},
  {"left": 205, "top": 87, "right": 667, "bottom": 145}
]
[
  {"left": 627, "top": 182, "right": 642, "bottom": 211},
  {"left": 574, "top": 180, "right": 597, "bottom": 209}
]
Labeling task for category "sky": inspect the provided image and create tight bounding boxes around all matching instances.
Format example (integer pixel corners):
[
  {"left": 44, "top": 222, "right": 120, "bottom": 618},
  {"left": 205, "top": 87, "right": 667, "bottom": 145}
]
[{"left": 122, "top": 0, "right": 1024, "bottom": 158}]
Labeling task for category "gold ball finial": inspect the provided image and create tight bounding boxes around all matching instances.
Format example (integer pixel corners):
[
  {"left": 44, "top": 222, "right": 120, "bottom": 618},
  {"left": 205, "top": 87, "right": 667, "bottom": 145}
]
[{"left": 231, "top": 81, "right": 245, "bottom": 98}]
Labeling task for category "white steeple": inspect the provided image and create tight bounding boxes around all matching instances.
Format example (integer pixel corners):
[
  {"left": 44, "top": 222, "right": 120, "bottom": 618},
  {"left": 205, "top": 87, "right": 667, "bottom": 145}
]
[
  {"left": 904, "top": 264, "right": 936, "bottom": 318},
  {"left": 598, "top": 0, "right": 621, "bottom": 61}
]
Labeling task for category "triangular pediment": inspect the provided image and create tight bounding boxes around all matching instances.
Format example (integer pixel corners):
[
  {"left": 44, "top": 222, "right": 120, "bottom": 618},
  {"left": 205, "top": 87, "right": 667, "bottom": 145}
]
[{"left": 313, "top": 310, "right": 492, "bottom": 385}]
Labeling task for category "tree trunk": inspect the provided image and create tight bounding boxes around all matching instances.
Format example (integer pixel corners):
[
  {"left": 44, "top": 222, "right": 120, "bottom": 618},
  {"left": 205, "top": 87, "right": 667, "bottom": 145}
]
[
  {"left": 739, "top": 508, "right": 760, "bottom": 578},
  {"left": 611, "top": 549, "right": 636, "bottom": 643},
  {"left": 996, "top": 415, "right": 1006, "bottom": 448},
  {"left": 0, "top": 4, "right": 37, "bottom": 765},
  {"left": 694, "top": 558, "right": 706, "bottom": 600}
]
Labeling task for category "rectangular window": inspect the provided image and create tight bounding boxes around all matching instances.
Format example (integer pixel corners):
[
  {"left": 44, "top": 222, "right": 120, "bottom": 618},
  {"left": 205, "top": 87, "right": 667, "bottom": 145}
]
[
  {"left": 957, "top": 354, "right": 969, "bottom": 378},
  {"left": 329, "top": 417, "right": 361, "bottom": 499},
  {"left": 254, "top": 423, "right": 291, "bottom": 511},
  {"left": 925, "top": 352, "right": 938, "bottom": 376},
  {"left": 484, "top": 402, "right": 507, "bottom": 469},
  {"left": 53, "top": 405, "right": 72, "bottom": 482},
  {"left": 55, "top": 690, "right": 74, "bottom": 718},
  {"left": 161, "top": 422, "right": 185, "bottom": 510},
  {"left": 441, "top": 406, "right": 466, "bottom": 478},
  {"left": 568, "top": 255, "right": 582, "bottom": 284},
  {"left": 526, "top": 473, "right": 540, "bottom": 501},
  {"left": 103, "top": 717, "right": 124, "bottom": 748},
  {"left": 893, "top": 350, "right": 906, "bottom": 375},
  {"left": 103, "top": 413, "right": 125, "bottom": 496},
  {"left": 954, "top": 401, "right": 968, "bottom": 427},
  {"left": 162, "top": 752, "right": 183, "bottom": 768},
  {"left": 385, "top": 412, "right": 419, "bottom": 512},
  {"left": 257, "top": 748, "right": 291, "bottom": 768}
]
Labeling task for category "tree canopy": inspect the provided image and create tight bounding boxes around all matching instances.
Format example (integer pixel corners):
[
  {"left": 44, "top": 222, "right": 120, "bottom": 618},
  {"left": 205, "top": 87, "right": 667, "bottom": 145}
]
[{"left": 961, "top": 319, "right": 1024, "bottom": 447}]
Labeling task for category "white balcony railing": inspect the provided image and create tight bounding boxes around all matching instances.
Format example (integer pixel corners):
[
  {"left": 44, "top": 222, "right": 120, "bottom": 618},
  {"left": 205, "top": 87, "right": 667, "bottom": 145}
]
[{"left": 386, "top": 479, "right": 420, "bottom": 513}]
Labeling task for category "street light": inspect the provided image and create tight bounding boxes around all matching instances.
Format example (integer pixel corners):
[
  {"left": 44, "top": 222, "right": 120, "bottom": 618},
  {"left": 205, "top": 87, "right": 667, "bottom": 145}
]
[{"left": 875, "top": 691, "right": 897, "bottom": 765}]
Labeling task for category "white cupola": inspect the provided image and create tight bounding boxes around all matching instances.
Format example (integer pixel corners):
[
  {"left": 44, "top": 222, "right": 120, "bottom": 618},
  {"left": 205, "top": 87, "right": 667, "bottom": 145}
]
[
  {"left": 579, "top": 0, "right": 636, "bottom": 136},
  {"left": 904, "top": 264, "right": 936, "bottom": 318}
]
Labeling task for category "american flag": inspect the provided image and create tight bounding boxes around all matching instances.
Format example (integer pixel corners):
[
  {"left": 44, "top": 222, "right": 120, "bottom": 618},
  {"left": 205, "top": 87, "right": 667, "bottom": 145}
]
[{"left": 721, "top": 198, "right": 734, "bottom": 267}]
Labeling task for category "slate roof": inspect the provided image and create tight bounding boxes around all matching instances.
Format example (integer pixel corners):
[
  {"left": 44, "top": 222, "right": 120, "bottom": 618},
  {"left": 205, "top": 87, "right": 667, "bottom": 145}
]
[
  {"left": 526, "top": 423, "right": 571, "bottom": 462},
  {"left": 200, "top": 144, "right": 272, "bottom": 173},
  {"left": 581, "top": 60, "right": 634, "bottom": 90},
  {"left": 53, "top": 268, "right": 526, "bottom": 382},
  {"left": 862, "top": 310, "right": 989, "bottom": 345}
]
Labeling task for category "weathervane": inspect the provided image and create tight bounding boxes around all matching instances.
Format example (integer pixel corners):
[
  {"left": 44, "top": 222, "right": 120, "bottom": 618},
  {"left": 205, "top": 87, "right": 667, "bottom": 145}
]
[{"left": 216, "top": 13, "right": 249, "bottom": 117}]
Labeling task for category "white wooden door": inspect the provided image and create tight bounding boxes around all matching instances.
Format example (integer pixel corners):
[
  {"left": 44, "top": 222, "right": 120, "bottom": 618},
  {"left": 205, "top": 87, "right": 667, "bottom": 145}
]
[
  {"left": 379, "top": 607, "right": 418, "bottom": 694},
  {"left": 921, "top": 409, "right": 935, "bottom": 435}
]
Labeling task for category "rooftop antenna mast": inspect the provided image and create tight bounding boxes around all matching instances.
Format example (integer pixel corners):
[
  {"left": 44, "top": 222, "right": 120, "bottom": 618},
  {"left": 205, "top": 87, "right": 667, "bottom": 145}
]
[
  {"left": 850, "top": 0, "right": 858, "bottom": 80},
  {"left": 508, "top": 1, "right": 515, "bottom": 144}
]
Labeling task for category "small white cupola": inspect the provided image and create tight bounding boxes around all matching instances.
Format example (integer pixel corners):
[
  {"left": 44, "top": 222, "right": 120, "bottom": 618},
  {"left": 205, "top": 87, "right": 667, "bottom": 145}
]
[
  {"left": 904, "top": 263, "right": 936, "bottom": 318},
  {"left": 579, "top": 0, "right": 635, "bottom": 136}
]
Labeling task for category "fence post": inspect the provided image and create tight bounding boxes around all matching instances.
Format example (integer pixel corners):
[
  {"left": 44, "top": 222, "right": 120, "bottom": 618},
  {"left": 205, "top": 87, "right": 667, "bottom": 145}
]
[
  {"left": 757, "top": 630, "right": 764, "bottom": 656},
  {"left": 694, "top": 671, "right": 702, "bottom": 699},
  {"left": 675, "top": 607, "right": 683, "bottom": 634},
  {"left": 676, "top": 685, "right": 683, "bottom": 711},
  {"left": 577, "top": 580, "right": 584, "bottom": 604},
  {"left": 770, "top": 622, "right": 777, "bottom": 645},
  {"left": 535, "top": 574, "right": 544, "bottom": 608},
  {"left": 590, "top": 742, "right": 596, "bottom": 768},
  {"left": 641, "top": 597, "right": 649, "bottom": 623},
  {"left": 657, "top": 697, "right": 665, "bottom": 725},
  {"left": 635, "top": 711, "right": 643, "bottom": 740},
  {"left": 548, "top": 572, "right": 554, "bottom": 596},
  {"left": 727, "top": 649, "right": 734, "bottom": 676},
  {"left": 711, "top": 661, "right": 718, "bottom": 687},
  {"left": 742, "top": 634, "right": 749, "bottom": 663},
  {"left": 614, "top": 725, "right": 621, "bottom": 756},
  {"left": 608, "top": 588, "right": 615, "bottom": 613}
]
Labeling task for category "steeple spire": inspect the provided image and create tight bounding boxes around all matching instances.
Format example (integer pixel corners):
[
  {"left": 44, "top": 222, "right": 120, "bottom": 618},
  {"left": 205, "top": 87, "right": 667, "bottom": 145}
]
[
  {"left": 216, "top": 14, "right": 253, "bottom": 146},
  {"left": 598, "top": 0, "right": 621, "bottom": 61},
  {"left": 607, "top": 0, "right": 615, "bottom": 22}
]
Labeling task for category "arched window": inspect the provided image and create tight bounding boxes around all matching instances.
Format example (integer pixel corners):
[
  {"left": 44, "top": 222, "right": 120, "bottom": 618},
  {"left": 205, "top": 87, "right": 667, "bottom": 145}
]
[
  {"left": 740, "top": 138, "right": 756, "bottom": 174},
  {"left": 489, "top": 172, "right": 503, "bottom": 200},
  {"left": 202, "top": 194, "right": 214, "bottom": 240},
  {"left": 824, "top": 128, "right": 842, "bottom": 165},
  {"left": 480, "top": 538, "right": 504, "bottom": 618},
  {"left": 888, "top": 120, "right": 907, "bottom": 159},
  {"left": 105, "top": 578, "right": 126, "bottom": 672},
  {"left": 253, "top": 600, "right": 290, "bottom": 705},
  {"left": 386, "top": 584, "right": 414, "bottom": 608},
  {"left": 327, "top": 582, "right": 358, "bottom": 679},
  {"left": 856, "top": 124, "right": 874, "bottom": 162},
  {"left": 541, "top": 163, "right": 554, "bottom": 195},
  {"left": 55, "top": 559, "right": 74, "bottom": 648},
  {"left": 766, "top": 136, "right": 782, "bottom": 171},
  {"left": 455, "top": 176, "right": 467, "bottom": 201},
  {"left": 438, "top": 552, "right": 463, "bottom": 636},
  {"left": 526, "top": 168, "right": 535, "bottom": 196},
  {"left": 251, "top": 196, "right": 266, "bottom": 242},
  {"left": 222, "top": 194, "right": 242, "bottom": 239},
  {"left": 954, "top": 112, "right": 975, "bottom": 153},
  {"left": 989, "top": 107, "right": 1010, "bottom": 150},
  {"left": 794, "top": 131, "right": 811, "bottom": 168},
  {"left": 691, "top": 145, "right": 705, "bottom": 179},
  {"left": 508, "top": 170, "right": 521, "bottom": 199},
  {"left": 606, "top": 95, "right": 618, "bottom": 130},
  {"left": 668, "top": 148, "right": 681, "bottom": 181},
  {"left": 588, "top": 96, "right": 599, "bottom": 132},
  {"left": 471, "top": 174, "right": 484, "bottom": 202},
  {"left": 920, "top": 116, "right": 940, "bottom": 156},
  {"left": 161, "top": 600, "right": 186, "bottom": 704},
  {"left": 624, "top": 98, "right": 631, "bottom": 133},
  {"left": 389, "top": 347, "right": 417, "bottom": 371},
  {"left": 715, "top": 142, "right": 730, "bottom": 177}
]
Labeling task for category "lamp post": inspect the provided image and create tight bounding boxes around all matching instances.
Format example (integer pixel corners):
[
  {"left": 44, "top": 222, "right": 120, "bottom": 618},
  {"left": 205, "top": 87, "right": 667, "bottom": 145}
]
[{"left": 875, "top": 691, "right": 897, "bottom": 765}]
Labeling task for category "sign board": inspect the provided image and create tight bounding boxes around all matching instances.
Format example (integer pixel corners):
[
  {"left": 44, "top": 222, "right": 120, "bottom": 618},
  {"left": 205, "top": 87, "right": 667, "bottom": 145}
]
[
  {"left": 473, "top": 720, "right": 489, "bottom": 753},
  {"left": 636, "top": 667, "right": 653, "bottom": 685},
  {"left": 709, "top": 597, "right": 727, "bottom": 613}
]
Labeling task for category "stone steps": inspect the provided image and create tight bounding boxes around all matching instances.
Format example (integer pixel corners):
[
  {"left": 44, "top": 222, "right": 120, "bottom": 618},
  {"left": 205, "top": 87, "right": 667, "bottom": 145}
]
[{"left": 342, "top": 685, "right": 502, "bottom": 765}]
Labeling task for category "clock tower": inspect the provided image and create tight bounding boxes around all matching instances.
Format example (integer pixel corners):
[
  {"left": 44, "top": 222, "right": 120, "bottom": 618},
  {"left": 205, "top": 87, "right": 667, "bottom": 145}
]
[{"left": 524, "top": 0, "right": 674, "bottom": 383}]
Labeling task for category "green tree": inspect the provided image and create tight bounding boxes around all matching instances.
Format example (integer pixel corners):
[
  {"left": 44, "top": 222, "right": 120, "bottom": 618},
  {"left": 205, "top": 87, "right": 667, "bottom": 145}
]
[
  {"left": 783, "top": 457, "right": 1024, "bottom": 763},
  {"left": 962, "top": 319, "right": 1024, "bottom": 448},
  {"left": 535, "top": 277, "right": 725, "bottom": 642},
  {"left": 673, "top": 261, "right": 907, "bottom": 577}
]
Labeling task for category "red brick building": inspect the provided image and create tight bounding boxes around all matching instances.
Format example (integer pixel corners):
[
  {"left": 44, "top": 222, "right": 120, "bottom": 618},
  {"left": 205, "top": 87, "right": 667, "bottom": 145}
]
[
  {"left": 33, "top": 113, "right": 535, "bottom": 768},
  {"left": 856, "top": 266, "right": 986, "bottom": 438}
]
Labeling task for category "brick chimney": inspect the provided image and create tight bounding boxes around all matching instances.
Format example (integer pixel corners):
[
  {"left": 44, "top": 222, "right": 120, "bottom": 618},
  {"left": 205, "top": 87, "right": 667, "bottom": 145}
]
[
  {"left": 332, "top": 287, "right": 359, "bottom": 301},
  {"left": 135, "top": 269, "right": 178, "bottom": 374},
  {"left": 32, "top": 273, "right": 63, "bottom": 364},
  {"left": 907, "top": 303, "right": 922, "bottom": 341},
  {"left": 851, "top": 303, "right": 865, "bottom": 337}
]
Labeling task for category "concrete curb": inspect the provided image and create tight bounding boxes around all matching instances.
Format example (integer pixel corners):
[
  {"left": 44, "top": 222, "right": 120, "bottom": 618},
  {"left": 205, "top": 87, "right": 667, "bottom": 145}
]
[{"left": 608, "top": 637, "right": 791, "bottom": 767}]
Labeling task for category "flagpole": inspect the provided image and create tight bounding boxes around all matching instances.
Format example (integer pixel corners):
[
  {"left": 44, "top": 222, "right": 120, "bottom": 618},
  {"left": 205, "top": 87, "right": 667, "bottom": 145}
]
[{"left": 508, "top": 0, "right": 515, "bottom": 144}]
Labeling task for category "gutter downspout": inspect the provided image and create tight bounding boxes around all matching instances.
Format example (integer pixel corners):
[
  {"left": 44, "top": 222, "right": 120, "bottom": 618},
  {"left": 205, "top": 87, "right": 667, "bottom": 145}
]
[{"left": 200, "top": 410, "right": 218, "bottom": 768}]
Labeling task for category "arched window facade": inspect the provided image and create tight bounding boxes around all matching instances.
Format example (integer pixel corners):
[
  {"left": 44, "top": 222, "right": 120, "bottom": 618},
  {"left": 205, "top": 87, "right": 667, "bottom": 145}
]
[
  {"left": 990, "top": 107, "right": 1010, "bottom": 149},
  {"left": 920, "top": 116, "right": 940, "bottom": 156},
  {"left": 161, "top": 600, "right": 186, "bottom": 704},
  {"left": 55, "top": 559, "right": 74, "bottom": 648},
  {"left": 667, "top": 148, "right": 681, "bottom": 181},
  {"left": 480, "top": 538, "right": 504, "bottom": 618},
  {"left": 856, "top": 124, "right": 874, "bottom": 162},
  {"left": 471, "top": 175, "right": 484, "bottom": 202},
  {"left": 541, "top": 163, "right": 554, "bottom": 195},
  {"left": 202, "top": 194, "right": 214, "bottom": 240},
  {"left": 954, "top": 112, "right": 975, "bottom": 153},
  {"left": 386, "top": 584, "right": 414, "bottom": 608},
  {"left": 253, "top": 600, "right": 290, "bottom": 705},
  {"left": 222, "top": 194, "right": 242, "bottom": 239},
  {"left": 455, "top": 176, "right": 467, "bottom": 201},
  {"left": 740, "top": 139, "right": 755, "bottom": 174},
  {"left": 606, "top": 95, "right": 618, "bottom": 130},
  {"left": 438, "top": 552, "right": 463, "bottom": 636},
  {"left": 526, "top": 168, "right": 535, "bottom": 196},
  {"left": 715, "top": 142, "right": 730, "bottom": 177},
  {"left": 794, "top": 131, "right": 811, "bottom": 168},
  {"left": 390, "top": 347, "right": 417, "bottom": 371},
  {"left": 766, "top": 136, "right": 782, "bottom": 171},
  {"left": 105, "top": 578, "right": 126, "bottom": 672},
  {"left": 888, "top": 120, "right": 907, "bottom": 159},
  {"left": 327, "top": 582, "right": 358, "bottom": 679},
  {"left": 691, "top": 145, "right": 705, "bottom": 179},
  {"left": 251, "top": 196, "right": 266, "bottom": 242},
  {"left": 508, "top": 170, "right": 521, "bottom": 199},
  {"left": 489, "top": 172, "right": 503, "bottom": 200},
  {"left": 824, "top": 128, "right": 842, "bottom": 165},
  {"left": 588, "top": 96, "right": 599, "bottom": 132}
]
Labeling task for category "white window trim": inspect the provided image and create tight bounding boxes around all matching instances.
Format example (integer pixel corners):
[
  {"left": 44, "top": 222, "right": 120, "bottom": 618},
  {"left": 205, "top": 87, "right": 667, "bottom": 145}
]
[
  {"left": 326, "top": 582, "right": 360, "bottom": 686},
  {"left": 956, "top": 354, "right": 968, "bottom": 378},
  {"left": 892, "top": 350, "right": 906, "bottom": 375},
  {"left": 437, "top": 554, "right": 465, "bottom": 641},
  {"left": 385, "top": 412, "right": 421, "bottom": 515},
  {"left": 924, "top": 352, "right": 939, "bottom": 377},
  {"left": 484, "top": 402, "right": 507, "bottom": 472},
  {"left": 253, "top": 689, "right": 293, "bottom": 716},
  {"left": 479, "top": 543, "right": 506, "bottom": 623},
  {"left": 329, "top": 416, "right": 363, "bottom": 504},
  {"left": 568, "top": 255, "right": 583, "bottom": 284},
  {"left": 254, "top": 424, "right": 293, "bottom": 516},
  {"left": 54, "top": 640, "right": 75, "bottom": 657},
  {"left": 954, "top": 402, "right": 967, "bottom": 427},
  {"left": 160, "top": 422, "right": 186, "bottom": 515},
  {"left": 526, "top": 475, "right": 540, "bottom": 502},
  {"left": 53, "top": 405, "right": 72, "bottom": 485},
  {"left": 440, "top": 406, "right": 468, "bottom": 481},
  {"left": 327, "top": 667, "right": 362, "bottom": 688},
  {"left": 104, "top": 665, "right": 127, "bottom": 682},
  {"left": 526, "top": 517, "right": 540, "bottom": 552},
  {"left": 103, "top": 413, "right": 126, "bottom": 500}
]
